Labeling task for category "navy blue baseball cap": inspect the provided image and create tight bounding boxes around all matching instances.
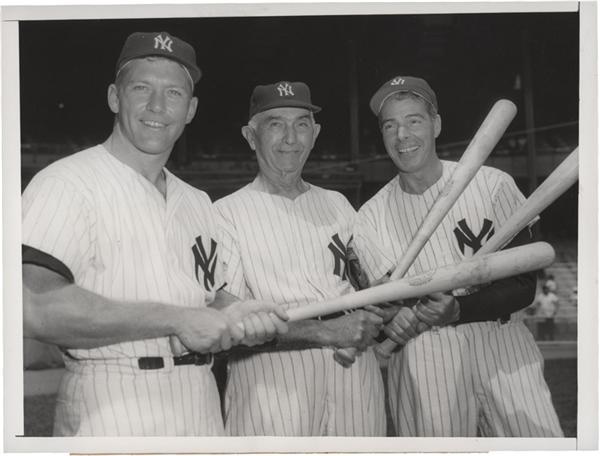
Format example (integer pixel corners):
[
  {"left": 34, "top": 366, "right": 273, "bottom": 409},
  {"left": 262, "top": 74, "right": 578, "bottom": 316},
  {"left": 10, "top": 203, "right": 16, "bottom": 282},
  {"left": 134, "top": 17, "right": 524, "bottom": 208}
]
[
  {"left": 249, "top": 81, "right": 321, "bottom": 119},
  {"left": 369, "top": 76, "right": 438, "bottom": 115},
  {"left": 116, "top": 31, "right": 201, "bottom": 84}
]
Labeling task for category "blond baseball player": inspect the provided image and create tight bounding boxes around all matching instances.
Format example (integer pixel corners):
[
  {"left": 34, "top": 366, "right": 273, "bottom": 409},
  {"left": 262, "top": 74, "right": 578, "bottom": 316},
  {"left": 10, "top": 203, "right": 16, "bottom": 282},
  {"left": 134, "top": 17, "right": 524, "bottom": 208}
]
[
  {"left": 22, "top": 31, "right": 287, "bottom": 436},
  {"left": 215, "top": 81, "right": 390, "bottom": 436},
  {"left": 356, "top": 76, "right": 563, "bottom": 437}
]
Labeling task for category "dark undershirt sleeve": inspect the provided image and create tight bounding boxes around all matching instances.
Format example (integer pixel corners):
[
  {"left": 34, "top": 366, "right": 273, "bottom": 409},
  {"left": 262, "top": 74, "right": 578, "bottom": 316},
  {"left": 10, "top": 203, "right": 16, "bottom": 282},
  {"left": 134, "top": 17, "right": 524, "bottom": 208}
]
[
  {"left": 22, "top": 245, "right": 75, "bottom": 283},
  {"left": 454, "top": 227, "right": 537, "bottom": 324}
]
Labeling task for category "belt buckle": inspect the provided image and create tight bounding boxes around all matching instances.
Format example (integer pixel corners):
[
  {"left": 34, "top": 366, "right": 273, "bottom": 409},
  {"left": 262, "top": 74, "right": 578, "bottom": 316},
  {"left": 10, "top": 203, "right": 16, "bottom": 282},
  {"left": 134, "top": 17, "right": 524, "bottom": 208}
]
[
  {"left": 196, "top": 353, "right": 212, "bottom": 365},
  {"left": 138, "top": 357, "right": 165, "bottom": 370}
]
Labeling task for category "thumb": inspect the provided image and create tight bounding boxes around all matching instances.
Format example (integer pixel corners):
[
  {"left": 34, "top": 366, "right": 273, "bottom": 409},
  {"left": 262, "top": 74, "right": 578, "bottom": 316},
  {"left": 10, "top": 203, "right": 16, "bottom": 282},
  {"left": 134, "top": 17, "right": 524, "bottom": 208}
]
[{"left": 170, "top": 335, "right": 188, "bottom": 356}]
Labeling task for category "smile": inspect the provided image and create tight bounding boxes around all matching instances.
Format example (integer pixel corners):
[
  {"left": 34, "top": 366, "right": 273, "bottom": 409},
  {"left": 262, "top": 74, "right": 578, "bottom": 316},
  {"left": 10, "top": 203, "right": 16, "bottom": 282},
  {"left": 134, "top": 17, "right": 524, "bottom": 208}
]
[
  {"left": 142, "top": 120, "right": 167, "bottom": 128},
  {"left": 397, "top": 145, "right": 419, "bottom": 153}
]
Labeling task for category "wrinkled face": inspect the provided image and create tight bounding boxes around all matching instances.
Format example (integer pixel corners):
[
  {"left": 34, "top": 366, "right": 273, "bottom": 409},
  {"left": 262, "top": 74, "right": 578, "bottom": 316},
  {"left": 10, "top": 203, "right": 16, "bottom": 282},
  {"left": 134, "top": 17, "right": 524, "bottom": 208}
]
[
  {"left": 379, "top": 96, "right": 441, "bottom": 175},
  {"left": 108, "top": 58, "right": 198, "bottom": 156},
  {"left": 243, "top": 107, "right": 321, "bottom": 179}
]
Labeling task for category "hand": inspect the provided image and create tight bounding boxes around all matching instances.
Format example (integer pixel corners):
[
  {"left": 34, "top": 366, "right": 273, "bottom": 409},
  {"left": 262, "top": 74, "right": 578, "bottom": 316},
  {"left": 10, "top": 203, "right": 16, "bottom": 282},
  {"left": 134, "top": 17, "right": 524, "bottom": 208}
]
[
  {"left": 364, "top": 302, "right": 402, "bottom": 324},
  {"left": 323, "top": 310, "right": 383, "bottom": 351},
  {"left": 383, "top": 306, "right": 427, "bottom": 346},
  {"left": 413, "top": 292, "right": 460, "bottom": 327},
  {"left": 174, "top": 307, "right": 244, "bottom": 354},
  {"left": 223, "top": 299, "right": 289, "bottom": 346}
]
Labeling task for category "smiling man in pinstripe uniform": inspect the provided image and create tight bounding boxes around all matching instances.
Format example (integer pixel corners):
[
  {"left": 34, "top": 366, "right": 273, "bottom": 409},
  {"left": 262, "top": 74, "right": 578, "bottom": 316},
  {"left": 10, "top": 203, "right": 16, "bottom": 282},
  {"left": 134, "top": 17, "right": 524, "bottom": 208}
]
[
  {"left": 215, "top": 81, "right": 391, "bottom": 436},
  {"left": 355, "top": 75, "right": 563, "bottom": 437},
  {"left": 21, "top": 31, "right": 287, "bottom": 436}
]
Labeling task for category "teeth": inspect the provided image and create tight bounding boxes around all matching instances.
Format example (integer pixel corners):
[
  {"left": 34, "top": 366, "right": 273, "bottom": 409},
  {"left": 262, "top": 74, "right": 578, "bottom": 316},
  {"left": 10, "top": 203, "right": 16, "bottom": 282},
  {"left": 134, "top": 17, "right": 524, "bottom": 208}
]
[
  {"left": 398, "top": 145, "right": 419, "bottom": 153},
  {"left": 143, "top": 120, "right": 166, "bottom": 128}
]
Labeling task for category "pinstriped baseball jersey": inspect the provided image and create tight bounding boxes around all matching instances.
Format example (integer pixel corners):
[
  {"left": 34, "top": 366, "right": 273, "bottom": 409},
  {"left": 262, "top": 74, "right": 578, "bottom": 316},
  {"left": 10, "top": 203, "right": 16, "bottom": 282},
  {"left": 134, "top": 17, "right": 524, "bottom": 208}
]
[
  {"left": 22, "top": 145, "right": 225, "bottom": 436},
  {"left": 215, "top": 178, "right": 386, "bottom": 436},
  {"left": 357, "top": 160, "right": 562, "bottom": 437}
]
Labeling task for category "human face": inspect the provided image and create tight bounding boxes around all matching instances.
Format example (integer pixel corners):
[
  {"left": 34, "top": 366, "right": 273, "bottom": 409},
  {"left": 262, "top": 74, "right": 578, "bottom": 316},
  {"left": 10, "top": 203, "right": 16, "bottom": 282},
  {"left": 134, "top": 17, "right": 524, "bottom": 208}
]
[
  {"left": 243, "top": 107, "right": 320, "bottom": 181},
  {"left": 108, "top": 58, "right": 198, "bottom": 157},
  {"left": 379, "top": 96, "right": 441, "bottom": 176}
]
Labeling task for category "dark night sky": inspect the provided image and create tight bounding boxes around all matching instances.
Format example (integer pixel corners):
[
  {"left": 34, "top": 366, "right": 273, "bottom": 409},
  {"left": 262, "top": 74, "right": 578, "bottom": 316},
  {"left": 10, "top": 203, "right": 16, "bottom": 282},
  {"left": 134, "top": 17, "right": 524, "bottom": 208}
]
[{"left": 19, "top": 12, "right": 579, "bottom": 157}]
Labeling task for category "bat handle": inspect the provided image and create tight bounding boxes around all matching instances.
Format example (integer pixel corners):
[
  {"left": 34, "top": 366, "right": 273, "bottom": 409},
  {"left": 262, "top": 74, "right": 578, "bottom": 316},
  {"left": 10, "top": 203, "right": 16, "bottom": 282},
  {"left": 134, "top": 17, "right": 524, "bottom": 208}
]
[{"left": 374, "top": 338, "right": 396, "bottom": 359}]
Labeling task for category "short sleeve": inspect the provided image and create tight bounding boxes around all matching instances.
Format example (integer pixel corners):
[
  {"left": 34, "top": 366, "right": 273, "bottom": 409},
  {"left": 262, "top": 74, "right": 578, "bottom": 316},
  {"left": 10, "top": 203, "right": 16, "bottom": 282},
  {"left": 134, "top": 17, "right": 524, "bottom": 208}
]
[
  {"left": 352, "top": 208, "right": 396, "bottom": 283},
  {"left": 214, "top": 205, "right": 250, "bottom": 300},
  {"left": 22, "top": 174, "right": 94, "bottom": 280}
]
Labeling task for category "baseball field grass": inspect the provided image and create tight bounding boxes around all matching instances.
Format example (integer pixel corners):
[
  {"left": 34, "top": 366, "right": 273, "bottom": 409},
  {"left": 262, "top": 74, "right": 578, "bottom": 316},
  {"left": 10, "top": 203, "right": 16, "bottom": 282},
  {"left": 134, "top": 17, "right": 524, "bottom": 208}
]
[{"left": 24, "top": 358, "right": 576, "bottom": 437}]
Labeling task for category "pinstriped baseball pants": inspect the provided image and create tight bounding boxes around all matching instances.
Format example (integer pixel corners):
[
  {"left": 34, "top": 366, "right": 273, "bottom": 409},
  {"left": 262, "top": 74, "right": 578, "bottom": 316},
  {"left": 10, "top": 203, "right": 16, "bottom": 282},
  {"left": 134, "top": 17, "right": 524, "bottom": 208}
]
[
  {"left": 225, "top": 347, "right": 386, "bottom": 436},
  {"left": 53, "top": 358, "right": 224, "bottom": 436},
  {"left": 388, "top": 321, "right": 563, "bottom": 437}
]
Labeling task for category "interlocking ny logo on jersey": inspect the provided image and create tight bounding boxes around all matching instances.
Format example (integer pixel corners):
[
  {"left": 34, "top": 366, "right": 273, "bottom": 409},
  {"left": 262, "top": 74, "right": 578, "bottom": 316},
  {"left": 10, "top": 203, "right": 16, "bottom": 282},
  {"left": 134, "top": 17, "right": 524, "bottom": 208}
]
[
  {"left": 154, "top": 34, "right": 173, "bottom": 52},
  {"left": 191, "top": 236, "right": 217, "bottom": 291},
  {"left": 454, "top": 218, "right": 495, "bottom": 255},
  {"left": 328, "top": 233, "right": 350, "bottom": 279},
  {"left": 277, "top": 82, "right": 294, "bottom": 97}
]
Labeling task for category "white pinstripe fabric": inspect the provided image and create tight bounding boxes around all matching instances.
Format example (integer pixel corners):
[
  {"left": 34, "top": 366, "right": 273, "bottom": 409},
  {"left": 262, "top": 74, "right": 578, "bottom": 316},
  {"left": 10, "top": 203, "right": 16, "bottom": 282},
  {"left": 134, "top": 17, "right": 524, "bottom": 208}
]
[
  {"left": 22, "top": 145, "right": 225, "bottom": 436},
  {"left": 215, "top": 179, "right": 386, "bottom": 436},
  {"left": 357, "top": 161, "right": 562, "bottom": 437}
]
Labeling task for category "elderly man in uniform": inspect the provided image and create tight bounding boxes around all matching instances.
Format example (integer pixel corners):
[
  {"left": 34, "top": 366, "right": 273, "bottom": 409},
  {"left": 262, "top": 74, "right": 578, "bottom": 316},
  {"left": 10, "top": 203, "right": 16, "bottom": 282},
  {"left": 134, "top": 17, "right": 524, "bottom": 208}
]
[{"left": 214, "top": 81, "right": 391, "bottom": 436}]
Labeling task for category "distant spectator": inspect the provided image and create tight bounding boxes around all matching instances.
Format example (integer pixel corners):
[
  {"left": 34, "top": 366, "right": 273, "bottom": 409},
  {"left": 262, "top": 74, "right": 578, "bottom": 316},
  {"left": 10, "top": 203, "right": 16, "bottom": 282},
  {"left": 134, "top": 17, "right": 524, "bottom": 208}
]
[
  {"left": 544, "top": 273, "right": 557, "bottom": 293},
  {"left": 533, "top": 285, "right": 560, "bottom": 341},
  {"left": 570, "top": 286, "right": 578, "bottom": 307}
]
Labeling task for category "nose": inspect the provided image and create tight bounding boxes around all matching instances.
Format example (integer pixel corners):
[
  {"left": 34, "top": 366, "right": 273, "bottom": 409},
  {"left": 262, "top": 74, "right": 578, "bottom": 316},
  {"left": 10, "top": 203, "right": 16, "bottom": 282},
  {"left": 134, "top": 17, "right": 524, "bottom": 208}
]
[
  {"left": 283, "top": 124, "right": 297, "bottom": 144},
  {"left": 396, "top": 124, "right": 409, "bottom": 140},
  {"left": 147, "top": 89, "right": 166, "bottom": 113}
]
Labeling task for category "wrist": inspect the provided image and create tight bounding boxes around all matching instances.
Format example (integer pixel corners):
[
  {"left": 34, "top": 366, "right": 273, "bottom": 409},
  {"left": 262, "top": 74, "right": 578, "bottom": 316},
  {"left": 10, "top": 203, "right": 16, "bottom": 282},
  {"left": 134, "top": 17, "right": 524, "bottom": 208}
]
[{"left": 318, "top": 320, "right": 337, "bottom": 347}]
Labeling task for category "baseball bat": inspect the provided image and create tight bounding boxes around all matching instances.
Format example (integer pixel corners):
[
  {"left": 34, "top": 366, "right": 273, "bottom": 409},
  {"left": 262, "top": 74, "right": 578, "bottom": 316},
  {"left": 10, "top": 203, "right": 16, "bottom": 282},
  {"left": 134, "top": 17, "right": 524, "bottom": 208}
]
[
  {"left": 390, "top": 99, "right": 517, "bottom": 280},
  {"left": 366, "top": 99, "right": 517, "bottom": 360},
  {"left": 475, "top": 147, "right": 578, "bottom": 256},
  {"left": 171, "top": 242, "right": 554, "bottom": 356},
  {"left": 375, "top": 148, "right": 578, "bottom": 357},
  {"left": 286, "top": 242, "right": 554, "bottom": 322}
]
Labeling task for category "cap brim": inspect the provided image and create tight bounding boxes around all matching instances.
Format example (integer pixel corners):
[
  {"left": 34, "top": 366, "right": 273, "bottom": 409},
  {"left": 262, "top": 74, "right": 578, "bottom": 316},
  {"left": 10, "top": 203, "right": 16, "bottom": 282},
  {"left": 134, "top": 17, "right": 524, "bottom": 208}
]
[
  {"left": 373, "top": 89, "right": 436, "bottom": 115},
  {"left": 251, "top": 100, "right": 321, "bottom": 118},
  {"left": 117, "top": 53, "right": 201, "bottom": 84}
]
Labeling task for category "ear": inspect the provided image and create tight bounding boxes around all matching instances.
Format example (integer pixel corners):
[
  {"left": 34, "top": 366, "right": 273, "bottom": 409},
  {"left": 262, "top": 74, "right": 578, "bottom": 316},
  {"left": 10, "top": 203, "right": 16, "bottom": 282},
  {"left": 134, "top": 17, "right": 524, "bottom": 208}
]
[
  {"left": 241, "top": 125, "right": 256, "bottom": 151},
  {"left": 185, "top": 96, "right": 198, "bottom": 124},
  {"left": 107, "top": 84, "right": 119, "bottom": 114},
  {"left": 434, "top": 114, "right": 442, "bottom": 138},
  {"left": 311, "top": 123, "right": 321, "bottom": 147}
]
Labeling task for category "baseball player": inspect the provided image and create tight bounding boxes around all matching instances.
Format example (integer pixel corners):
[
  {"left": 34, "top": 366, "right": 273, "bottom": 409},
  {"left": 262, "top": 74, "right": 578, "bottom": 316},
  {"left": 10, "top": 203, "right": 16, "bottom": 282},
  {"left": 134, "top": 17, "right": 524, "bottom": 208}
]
[
  {"left": 214, "top": 81, "right": 391, "bottom": 436},
  {"left": 355, "top": 75, "right": 563, "bottom": 437},
  {"left": 22, "top": 31, "right": 287, "bottom": 436}
]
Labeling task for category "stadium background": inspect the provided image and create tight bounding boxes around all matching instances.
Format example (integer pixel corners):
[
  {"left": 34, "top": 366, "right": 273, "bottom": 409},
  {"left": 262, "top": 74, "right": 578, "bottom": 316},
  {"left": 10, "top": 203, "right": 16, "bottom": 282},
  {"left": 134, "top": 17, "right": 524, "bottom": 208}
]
[{"left": 20, "top": 11, "right": 579, "bottom": 436}]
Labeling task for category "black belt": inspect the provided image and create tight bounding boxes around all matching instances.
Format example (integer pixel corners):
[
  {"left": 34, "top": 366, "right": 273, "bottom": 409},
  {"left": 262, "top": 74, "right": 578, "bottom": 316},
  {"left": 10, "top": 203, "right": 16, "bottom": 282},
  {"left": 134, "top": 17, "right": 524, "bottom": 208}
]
[
  {"left": 138, "top": 353, "right": 213, "bottom": 370},
  {"left": 453, "top": 314, "right": 511, "bottom": 327}
]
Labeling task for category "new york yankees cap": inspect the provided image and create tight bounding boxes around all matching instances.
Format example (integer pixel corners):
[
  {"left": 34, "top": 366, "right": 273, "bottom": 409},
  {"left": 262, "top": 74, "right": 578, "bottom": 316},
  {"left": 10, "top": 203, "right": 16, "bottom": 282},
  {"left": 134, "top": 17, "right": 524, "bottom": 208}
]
[
  {"left": 116, "top": 31, "right": 201, "bottom": 84},
  {"left": 249, "top": 81, "right": 321, "bottom": 119},
  {"left": 369, "top": 76, "right": 438, "bottom": 116}
]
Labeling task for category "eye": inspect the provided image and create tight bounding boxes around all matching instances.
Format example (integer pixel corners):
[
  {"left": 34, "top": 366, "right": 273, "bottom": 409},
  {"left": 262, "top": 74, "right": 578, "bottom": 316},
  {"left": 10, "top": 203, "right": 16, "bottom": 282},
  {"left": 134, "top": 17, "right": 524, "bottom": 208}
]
[
  {"left": 132, "top": 84, "right": 149, "bottom": 92},
  {"left": 167, "top": 88, "right": 184, "bottom": 98},
  {"left": 409, "top": 118, "right": 422, "bottom": 126},
  {"left": 269, "top": 120, "right": 283, "bottom": 129},
  {"left": 381, "top": 121, "right": 395, "bottom": 132},
  {"left": 296, "top": 120, "right": 310, "bottom": 129}
]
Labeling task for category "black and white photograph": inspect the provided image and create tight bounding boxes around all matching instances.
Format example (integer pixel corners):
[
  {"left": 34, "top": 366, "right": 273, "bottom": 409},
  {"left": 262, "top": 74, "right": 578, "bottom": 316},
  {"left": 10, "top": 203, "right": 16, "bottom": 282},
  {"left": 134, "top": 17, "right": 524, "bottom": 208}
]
[{"left": 2, "top": 2, "right": 597, "bottom": 453}]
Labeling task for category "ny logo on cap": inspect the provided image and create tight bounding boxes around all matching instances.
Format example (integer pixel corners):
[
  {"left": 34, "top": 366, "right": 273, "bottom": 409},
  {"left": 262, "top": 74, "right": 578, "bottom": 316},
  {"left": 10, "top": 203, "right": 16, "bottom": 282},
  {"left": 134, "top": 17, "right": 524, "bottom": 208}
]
[
  {"left": 391, "top": 77, "right": 405, "bottom": 86},
  {"left": 277, "top": 82, "right": 295, "bottom": 97},
  {"left": 154, "top": 34, "right": 173, "bottom": 52}
]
